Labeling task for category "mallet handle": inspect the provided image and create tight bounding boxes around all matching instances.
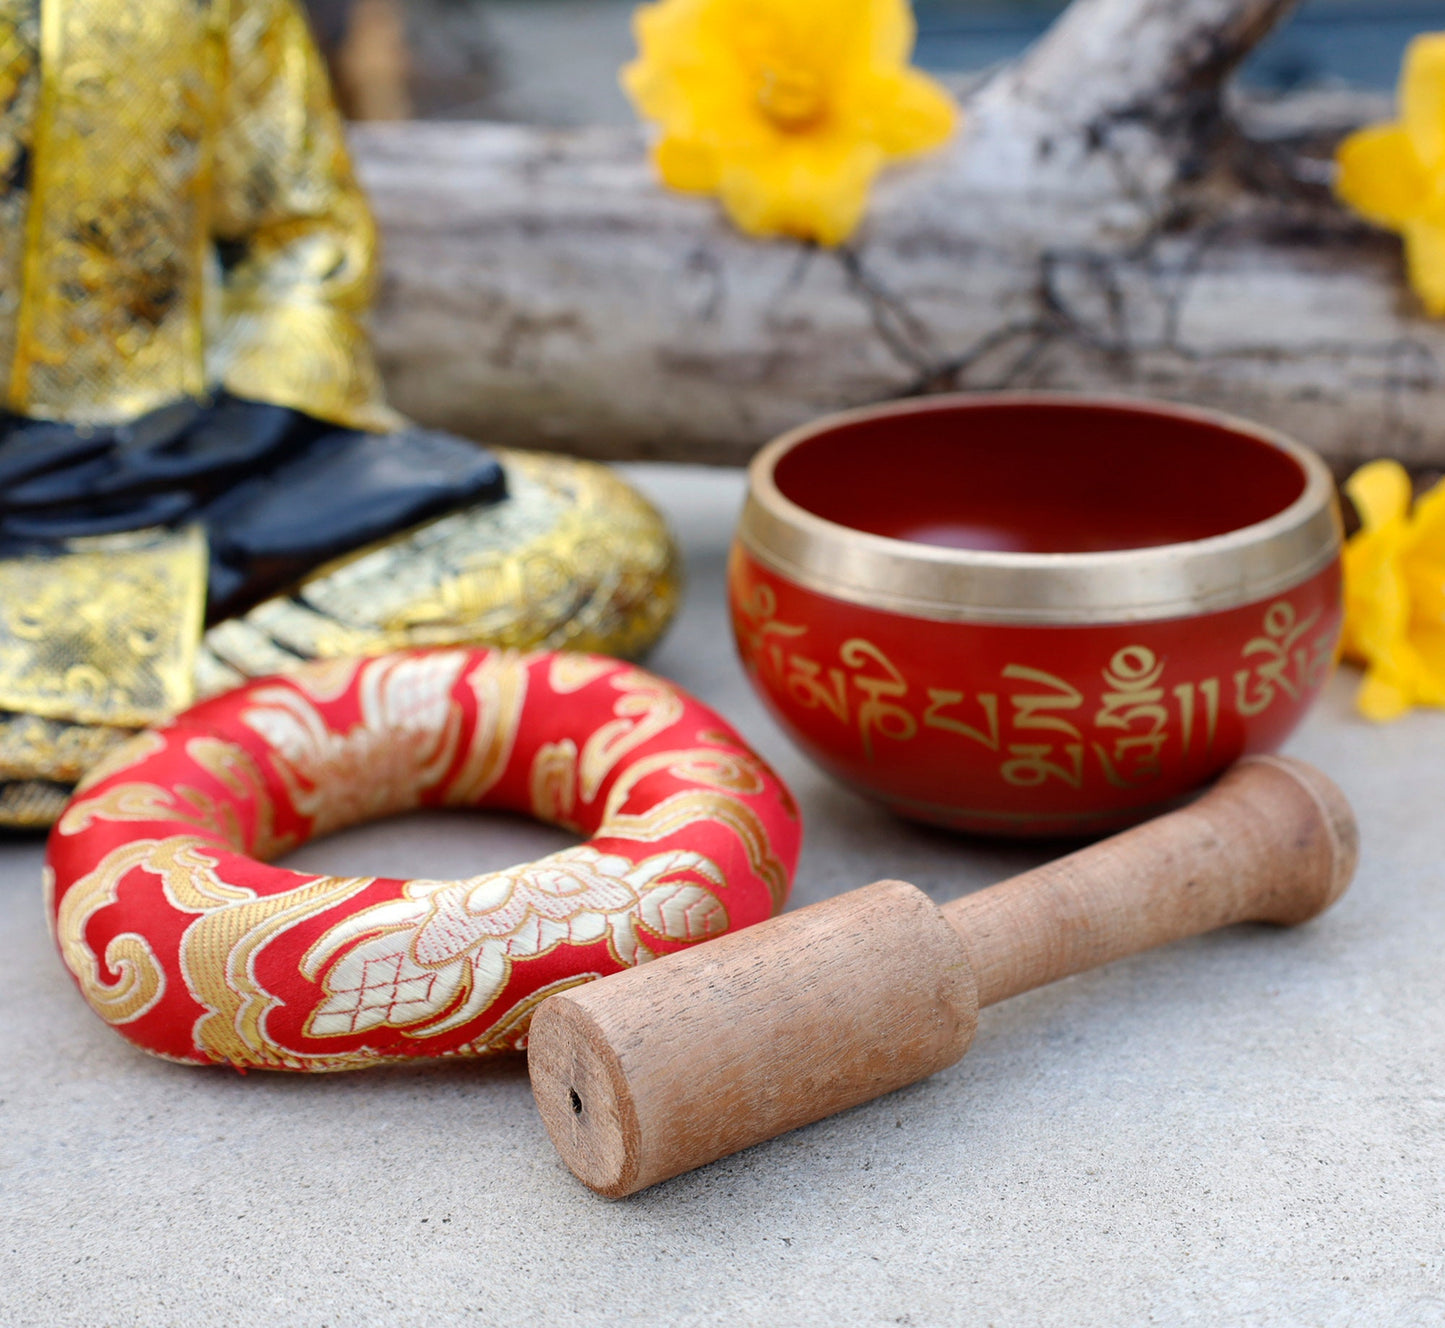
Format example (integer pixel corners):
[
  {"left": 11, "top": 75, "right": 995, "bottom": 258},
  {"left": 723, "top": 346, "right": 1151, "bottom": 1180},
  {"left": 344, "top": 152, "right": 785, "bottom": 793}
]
[
  {"left": 529, "top": 757, "right": 1357, "bottom": 1198},
  {"left": 947, "top": 756, "right": 1358, "bottom": 1008}
]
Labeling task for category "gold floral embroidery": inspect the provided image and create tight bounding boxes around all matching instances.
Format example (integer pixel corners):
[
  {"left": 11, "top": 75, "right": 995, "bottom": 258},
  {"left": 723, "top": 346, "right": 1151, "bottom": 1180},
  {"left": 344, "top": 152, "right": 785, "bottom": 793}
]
[
  {"left": 184, "top": 736, "right": 293, "bottom": 859},
  {"left": 59, "top": 736, "right": 291, "bottom": 858},
  {"left": 600, "top": 746, "right": 768, "bottom": 817},
  {"left": 453, "top": 973, "right": 603, "bottom": 1055},
  {"left": 58, "top": 783, "right": 205, "bottom": 838},
  {"left": 177, "top": 860, "right": 377, "bottom": 1069},
  {"left": 606, "top": 790, "right": 791, "bottom": 914},
  {"left": 288, "top": 658, "right": 365, "bottom": 705},
  {"left": 55, "top": 833, "right": 380, "bottom": 1068},
  {"left": 523, "top": 665, "right": 695, "bottom": 826},
  {"left": 445, "top": 650, "right": 530, "bottom": 806},
  {"left": 577, "top": 670, "right": 687, "bottom": 802},
  {"left": 546, "top": 655, "right": 616, "bottom": 694},
  {"left": 242, "top": 652, "right": 468, "bottom": 835},
  {"left": 54, "top": 840, "right": 174, "bottom": 1027},
  {"left": 592, "top": 743, "right": 788, "bottom": 912},
  {"left": 529, "top": 740, "right": 581, "bottom": 829},
  {"left": 301, "top": 846, "right": 728, "bottom": 1041}
]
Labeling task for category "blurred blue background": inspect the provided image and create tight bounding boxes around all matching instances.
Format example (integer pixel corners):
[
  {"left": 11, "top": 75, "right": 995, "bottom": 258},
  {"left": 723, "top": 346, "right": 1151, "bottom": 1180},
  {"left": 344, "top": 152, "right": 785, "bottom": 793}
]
[
  {"left": 915, "top": 0, "right": 1445, "bottom": 91},
  {"left": 320, "top": 0, "right": 1445, "bottom": 122}
]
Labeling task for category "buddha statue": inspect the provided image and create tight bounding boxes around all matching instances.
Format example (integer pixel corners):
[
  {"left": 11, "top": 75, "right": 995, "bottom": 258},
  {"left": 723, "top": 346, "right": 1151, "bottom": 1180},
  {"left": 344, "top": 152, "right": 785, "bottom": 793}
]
[{"left": 0, "top": 0, "right": 679, "bottom": 827}]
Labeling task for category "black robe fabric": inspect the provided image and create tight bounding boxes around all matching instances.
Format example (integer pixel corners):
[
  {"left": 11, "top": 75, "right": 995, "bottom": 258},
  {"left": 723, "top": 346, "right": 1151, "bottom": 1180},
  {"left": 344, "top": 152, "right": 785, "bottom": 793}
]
[{"left": 0, "top": 395, "right": 506, "bottom": 620}]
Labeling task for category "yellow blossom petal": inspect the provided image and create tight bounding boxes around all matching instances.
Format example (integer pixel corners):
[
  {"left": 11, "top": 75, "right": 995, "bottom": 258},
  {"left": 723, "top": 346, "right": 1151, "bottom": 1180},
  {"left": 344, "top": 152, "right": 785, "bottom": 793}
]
[
  {"left": 1405, "top": 556, "right": 1445, "bottom": 629},
  {"left": 718, "top": 136, "right": 884, "bottom": 245},
  {"left": 621, "top": 0, "right": 958, "bottom": 245},
  {"left": 623, "top": 4, "right": 757, "bottom": 142},
  {"left": 1401, "top": 33, "right": 1445, "bottom": 171},
  {"left": 1344, "top": 458, "right": 1412, "bottom": 530},
  {"left": 1403, "top": 471, "right": 1445, "bottom": 557},
  {"left": 1342, "top": 523, "right": 1410, "bottom": 663},
  {"left": 1357, "top": 667, "right": 1415, "bottom": 722},
  {"left": 654, "top": 136, "right": 720, "bottom": 192},
  {"left": 1400, "top": 476, "right": 1445, "bottom": 634},
  {"left": 1341, "top": 459, "right": 1445, "bottom": 720},
  {"left": 1335, "top": 34, "right": 1445, "bottom": 314},
  {"left": 1405, "top": 621, "right": 1445, "bottom": 701},
  {"left": 1336, "top": 125, "right": 1430, "bottom": 229},
  {"left": 856, "top": 68, "right": 959, "bottom": 156},
  {"left": 858, "top": 0, "right": 913, "bottom": 68}
]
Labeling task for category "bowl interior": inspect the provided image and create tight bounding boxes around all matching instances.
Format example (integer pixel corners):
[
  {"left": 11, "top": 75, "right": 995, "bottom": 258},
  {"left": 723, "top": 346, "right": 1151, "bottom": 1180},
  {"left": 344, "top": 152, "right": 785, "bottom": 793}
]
[{"left": 771, "top": 400, "right": 1309, "bottom": 555}]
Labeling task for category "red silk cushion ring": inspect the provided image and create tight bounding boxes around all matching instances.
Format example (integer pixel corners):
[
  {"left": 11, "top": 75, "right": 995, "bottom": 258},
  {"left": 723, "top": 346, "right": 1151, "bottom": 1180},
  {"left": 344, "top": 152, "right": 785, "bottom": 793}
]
[{"left": 46, "top": 650, "right": 801, "bottom": 1071}]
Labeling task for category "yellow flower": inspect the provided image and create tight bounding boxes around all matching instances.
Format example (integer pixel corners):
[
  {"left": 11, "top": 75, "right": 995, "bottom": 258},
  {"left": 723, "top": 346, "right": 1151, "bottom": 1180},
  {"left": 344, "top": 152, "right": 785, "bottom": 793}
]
[
  {"left": 1337, "top": 33, "right": 1445, "bottom": 314},
  {"left": 1341, "top": 459, "right": 1445, "bottom": 720},
  {"left": 621, "top": 0, "right": 958, "bottom": 246}
]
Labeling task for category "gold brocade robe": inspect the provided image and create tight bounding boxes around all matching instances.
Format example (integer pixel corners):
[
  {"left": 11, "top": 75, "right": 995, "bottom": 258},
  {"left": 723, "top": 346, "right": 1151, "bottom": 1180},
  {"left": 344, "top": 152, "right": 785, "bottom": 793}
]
[
  {"left": 0, "top": 0, "right": 683, "bottom": 829},
  {"left": 0, "top": 0, "right": 396, "bottom": 431}
]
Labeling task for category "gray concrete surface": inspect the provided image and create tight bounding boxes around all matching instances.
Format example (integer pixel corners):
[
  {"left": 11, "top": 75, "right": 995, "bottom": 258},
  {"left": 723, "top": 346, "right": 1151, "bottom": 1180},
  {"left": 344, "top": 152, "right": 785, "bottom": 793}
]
[{"left": 1, "top": 464, "right": 1442, "bottom": 1327}]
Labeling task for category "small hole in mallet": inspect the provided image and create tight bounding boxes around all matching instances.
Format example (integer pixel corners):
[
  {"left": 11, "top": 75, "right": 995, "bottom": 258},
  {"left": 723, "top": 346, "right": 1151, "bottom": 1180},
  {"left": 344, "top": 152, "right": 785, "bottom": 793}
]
[{"left": 569, "top": 1088, "right": 583, "bottom": 1116}]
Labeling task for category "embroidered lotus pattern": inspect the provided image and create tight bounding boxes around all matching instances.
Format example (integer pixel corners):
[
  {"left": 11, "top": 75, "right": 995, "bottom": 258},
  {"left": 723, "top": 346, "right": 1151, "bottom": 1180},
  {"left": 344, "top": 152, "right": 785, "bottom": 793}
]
[
  {"left": 242, "top": 652, "right": 468, "bottom": 835},
  {"left": 303, "top": 846, "right": 729, "bottom": 1040}
]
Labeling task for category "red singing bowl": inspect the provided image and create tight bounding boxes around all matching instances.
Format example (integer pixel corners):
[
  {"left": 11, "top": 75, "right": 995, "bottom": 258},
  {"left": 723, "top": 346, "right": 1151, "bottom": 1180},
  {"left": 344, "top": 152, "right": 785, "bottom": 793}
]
[{"left": 729, "top": 393, "right": 1344, "bottom": 837}]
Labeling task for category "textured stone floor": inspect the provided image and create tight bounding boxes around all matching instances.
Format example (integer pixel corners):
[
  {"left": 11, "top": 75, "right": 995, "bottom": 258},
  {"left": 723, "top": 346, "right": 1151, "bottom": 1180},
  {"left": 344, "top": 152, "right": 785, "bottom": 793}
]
[{"left": 1, "top": 465, "right": 1441, "bottom": 1327}]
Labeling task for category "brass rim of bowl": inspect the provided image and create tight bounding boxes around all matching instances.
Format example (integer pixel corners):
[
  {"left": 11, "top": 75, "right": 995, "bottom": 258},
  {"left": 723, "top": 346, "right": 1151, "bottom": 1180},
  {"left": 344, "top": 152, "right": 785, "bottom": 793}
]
[{"left": 738, "top": 392, "right": 1343, "bottom": 627}]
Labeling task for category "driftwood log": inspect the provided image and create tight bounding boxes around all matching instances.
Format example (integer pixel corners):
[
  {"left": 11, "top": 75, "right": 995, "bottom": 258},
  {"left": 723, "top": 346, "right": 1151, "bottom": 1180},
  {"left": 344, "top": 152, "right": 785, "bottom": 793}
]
[{"left": 353, "top": 0, "right": 1436, "bottom": 473}]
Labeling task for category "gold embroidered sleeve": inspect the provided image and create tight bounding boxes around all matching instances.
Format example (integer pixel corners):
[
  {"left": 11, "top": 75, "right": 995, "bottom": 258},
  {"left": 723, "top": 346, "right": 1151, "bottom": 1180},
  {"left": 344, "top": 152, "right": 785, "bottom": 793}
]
[{"left": 208, "top": 0, "right": 401, "bottom": 433}]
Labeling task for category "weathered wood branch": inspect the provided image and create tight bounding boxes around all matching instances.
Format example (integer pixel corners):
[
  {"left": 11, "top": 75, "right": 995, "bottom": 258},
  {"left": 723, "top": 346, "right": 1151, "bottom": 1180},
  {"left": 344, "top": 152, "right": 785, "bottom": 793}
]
[
  {"left": 356, "top": 0, "right": 1444, "bottom": 473},
  {"left": 991, "top": 0, "right": 1299, "bottom": 130}
]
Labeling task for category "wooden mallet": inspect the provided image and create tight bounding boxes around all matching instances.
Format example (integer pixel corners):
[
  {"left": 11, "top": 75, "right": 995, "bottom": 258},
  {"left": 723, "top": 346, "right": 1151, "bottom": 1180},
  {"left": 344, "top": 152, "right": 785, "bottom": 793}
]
[{"left": 528, "top": 756, "right": 1358, "bottom": 1198}]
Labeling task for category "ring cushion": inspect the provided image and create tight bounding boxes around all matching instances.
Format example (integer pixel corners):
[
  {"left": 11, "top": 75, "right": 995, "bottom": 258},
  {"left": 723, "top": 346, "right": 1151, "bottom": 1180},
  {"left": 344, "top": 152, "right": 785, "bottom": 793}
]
[{"left": 45, "top": 649, "right": 801, "bottom": 1071}]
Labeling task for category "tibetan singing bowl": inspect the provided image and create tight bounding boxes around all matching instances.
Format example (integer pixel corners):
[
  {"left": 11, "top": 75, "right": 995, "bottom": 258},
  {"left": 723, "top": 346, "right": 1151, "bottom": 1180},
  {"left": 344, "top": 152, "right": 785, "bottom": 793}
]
[{"left": 729, "top": 393, "right": 1344, "bottom": 837}]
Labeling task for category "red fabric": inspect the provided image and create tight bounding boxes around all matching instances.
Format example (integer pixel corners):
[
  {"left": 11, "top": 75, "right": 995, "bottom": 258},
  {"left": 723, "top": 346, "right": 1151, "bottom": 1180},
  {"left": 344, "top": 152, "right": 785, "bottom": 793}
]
[{"left": 47, "top": 650, "right": 801, "bottom": 1071}]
